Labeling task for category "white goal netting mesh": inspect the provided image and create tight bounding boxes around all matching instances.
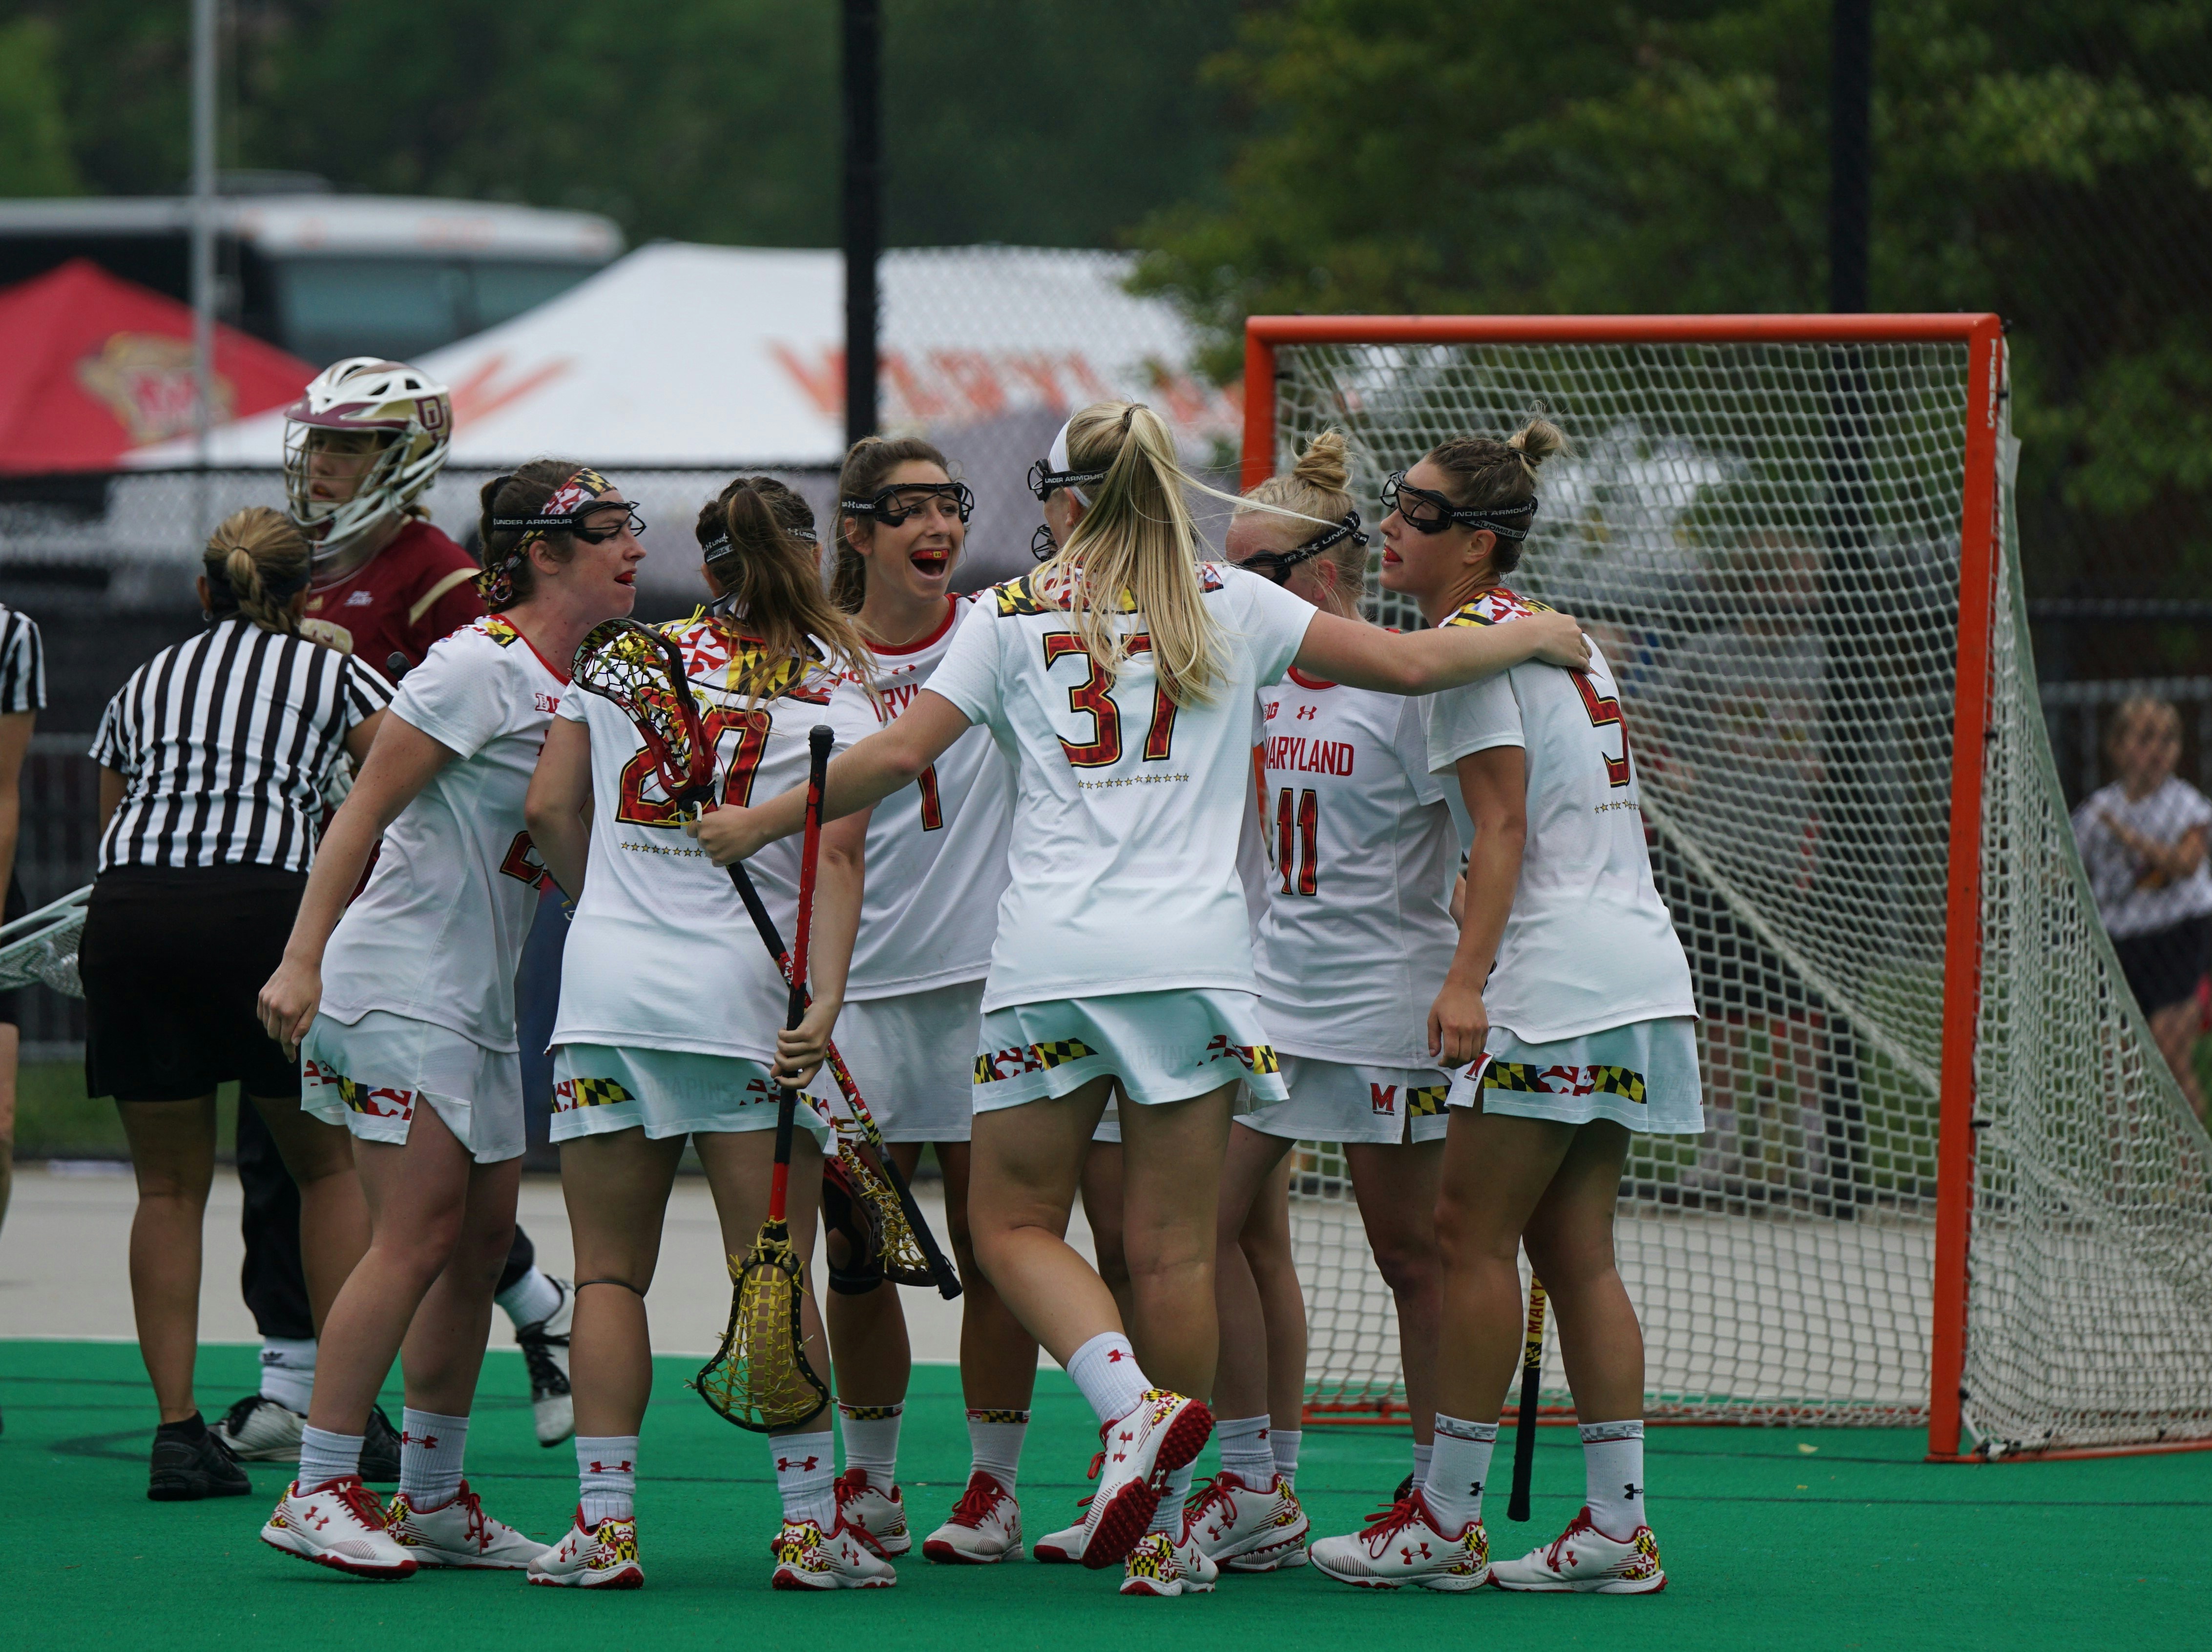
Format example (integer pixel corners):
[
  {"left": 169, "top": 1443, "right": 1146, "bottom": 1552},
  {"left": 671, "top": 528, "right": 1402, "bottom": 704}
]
[{"left": 1272, "top": 335, "right": 2212, "bottom": 1449}]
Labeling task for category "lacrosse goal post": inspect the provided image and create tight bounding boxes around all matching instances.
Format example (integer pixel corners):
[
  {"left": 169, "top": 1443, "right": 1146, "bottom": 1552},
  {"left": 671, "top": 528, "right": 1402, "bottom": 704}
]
[{"left": 1245, "top": 312, "right": 2212, "bottom": 1461}]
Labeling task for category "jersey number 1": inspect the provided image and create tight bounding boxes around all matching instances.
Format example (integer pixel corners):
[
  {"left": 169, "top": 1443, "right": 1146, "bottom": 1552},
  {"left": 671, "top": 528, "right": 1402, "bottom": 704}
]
[{"left": 1042, "top": 632, "right": 1177, "bottom": 768}]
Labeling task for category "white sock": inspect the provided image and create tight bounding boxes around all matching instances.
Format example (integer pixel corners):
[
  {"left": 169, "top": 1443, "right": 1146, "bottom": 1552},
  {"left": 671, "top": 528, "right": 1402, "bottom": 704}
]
[
  {"left": 297, "top": 1424, "right": 361, "bottom": 1489},
  {"left": 1066, "top": 1331, "right": 1149, "bottom": 1425},
  {"left": 967, "top": 1407, "right": 1029, "bottom": 1492},
  {"left": 397, "top": 1408, "right": 470, "bottom": 1511},
  {"left": 1423, "top": 1414, "right": 1498, "bottom": 1535},
  {"left": 1216, "top": 1414, "right": 1274, "bottom": 1486},
  {"left": 258, "top": 1337, "right": 316, "bottom": 1415},
  {"left": 1271, "top": 1426, "right": 1302, "bottom": 1488},
  {"left": 1150, "top": 1459, "right": 1195, "bottom": 1535},
  {"left": 773, "top": 1429, "right": 836, "bottom": 1528},
  {"left": 495, "top": 1266, "right": 563, "bottom": 1330},
  {"left": 837, "top": 1400, "right": 903, "bottom": 1487},
  {"left": 577, "top": 1434, "right": 638, "bottom": 1524},
  {"left": 1581, "top": 1420, "right": 1647, "bottom": 1536},
  {"left": 1411, "top": 1438, "right": 1433, "bottom": 1489}
]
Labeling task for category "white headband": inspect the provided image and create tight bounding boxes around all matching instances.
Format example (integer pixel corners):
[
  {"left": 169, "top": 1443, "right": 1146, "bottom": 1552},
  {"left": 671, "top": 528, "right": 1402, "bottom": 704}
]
[{"left": 1047, "top": 419, "right": 1092, "bottom": 507}]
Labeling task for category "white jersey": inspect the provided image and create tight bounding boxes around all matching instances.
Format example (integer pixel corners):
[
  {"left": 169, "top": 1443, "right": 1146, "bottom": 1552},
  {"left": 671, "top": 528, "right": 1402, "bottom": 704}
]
[
  {"left": 927, "top": 563, "right": 1317, "bottom": 1012},
  {"left": 321, "top": 615, "right": 568, "bottom": 1051},
  {"left": 834, "top": 594, "right": 1014, "bottom": 1000},
  {"left": 551, "top": 615, "right": 874, "bottom": 1063},
  {"left": 2072, "top": 776, "right": 2212, "bottom": 938},
  {"left": 1422, "top": 587, "right": 1695, "bottom": 1043},
  {"left": 1257, "top": 668, "right": 1459, "bottom": 1067}
]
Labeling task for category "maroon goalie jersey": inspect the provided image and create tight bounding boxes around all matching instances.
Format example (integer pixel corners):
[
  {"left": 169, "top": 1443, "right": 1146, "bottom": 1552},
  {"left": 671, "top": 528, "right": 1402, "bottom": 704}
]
[{"left": 301, "top": 519, "right": 485, "bottom": 672}]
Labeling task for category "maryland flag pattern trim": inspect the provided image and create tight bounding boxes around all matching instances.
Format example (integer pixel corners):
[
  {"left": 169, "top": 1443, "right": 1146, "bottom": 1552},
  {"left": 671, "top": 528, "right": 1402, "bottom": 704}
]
[
  {"left": 305, "top": 1061, "right": 416, "bottom": 1122},
  {"left": 553, "top": 1075, "right": 637, "bottom": 1115},
  {"left": 667, "top": 616, "right": 835, "bottom": 706},
  {"left": 994, "top": 564, "right": 1227, "bottom": 618},
  {"left": 1407, "top": 1083, "right": 1449, "bottom": 1118},
  {"left": 974, "top": 1037, "right": 1100, "bottom": 1084},
  {"left": 1482, "top": 1061, "right": 1648, "bottom": 1105},
  {"left": 1204, "top": 1033, "right": 1280, "bottom": 1076},
  {"left": 478, "top": 614, "right": 525, "bottom": 648},
  {"left": 1439, "top": 586, "right": 1554, "bottom": 629}
]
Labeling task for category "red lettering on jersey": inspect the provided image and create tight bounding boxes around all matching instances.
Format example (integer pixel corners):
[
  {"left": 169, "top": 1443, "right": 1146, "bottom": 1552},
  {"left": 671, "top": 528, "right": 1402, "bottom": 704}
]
[
  {"left": 498, "top": 831, "right": 551, "bottom": 889},
  {"left": 1370, "top": 1084, "right": 1398, "bottom": 1116},
  {"left": 1295, "top": 704, "right": 1317, "bottom": 720}
]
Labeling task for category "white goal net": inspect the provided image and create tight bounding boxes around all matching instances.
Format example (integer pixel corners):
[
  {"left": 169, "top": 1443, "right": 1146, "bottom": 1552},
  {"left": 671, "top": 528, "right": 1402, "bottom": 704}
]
[{"left": 1268, "top": 327, "right": 2212, "bottom": 1453}]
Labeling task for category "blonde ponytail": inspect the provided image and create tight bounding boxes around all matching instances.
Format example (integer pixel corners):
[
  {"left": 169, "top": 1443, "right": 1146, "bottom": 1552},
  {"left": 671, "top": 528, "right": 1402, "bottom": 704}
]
[
  {"left": 1236, "top": 429, "right": 1364, "bottom": 605},
  {"left": 204, "top": 506, "right": 310, "bottom": 636}
]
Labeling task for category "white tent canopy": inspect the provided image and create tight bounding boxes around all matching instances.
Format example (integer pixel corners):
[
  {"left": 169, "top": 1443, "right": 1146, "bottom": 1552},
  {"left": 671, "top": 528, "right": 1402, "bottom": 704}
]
[{"left": 133, "top": 242, "right": 1237, "bottom": 467}]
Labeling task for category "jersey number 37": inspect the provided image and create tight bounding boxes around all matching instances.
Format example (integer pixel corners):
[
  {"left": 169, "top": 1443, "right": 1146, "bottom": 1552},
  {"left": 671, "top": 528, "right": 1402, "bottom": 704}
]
[{"left": 1042, "top": 632, "right": 1178, "bottom": 768}]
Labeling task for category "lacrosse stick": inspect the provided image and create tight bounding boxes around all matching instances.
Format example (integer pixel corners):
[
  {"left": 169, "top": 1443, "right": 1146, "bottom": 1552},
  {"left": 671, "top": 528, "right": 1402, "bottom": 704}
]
[{"left": 1506, "top": 1276, "right": 1547, "bottom": 1521}]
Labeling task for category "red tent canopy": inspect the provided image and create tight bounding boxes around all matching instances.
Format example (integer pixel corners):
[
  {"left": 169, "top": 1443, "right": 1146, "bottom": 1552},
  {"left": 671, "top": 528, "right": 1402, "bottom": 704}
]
[{"left": 0, "top": 258, "right": 314, "bottom": 473}]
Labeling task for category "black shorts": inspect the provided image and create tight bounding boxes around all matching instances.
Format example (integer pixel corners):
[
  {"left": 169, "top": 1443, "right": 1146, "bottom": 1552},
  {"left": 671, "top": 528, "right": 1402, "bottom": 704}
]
[
  {"left": 0, "top": 874, "right": 25, "bottom": 1028},
  {"left": 2111, "top": 914, "right": 2212, "bottom": 1016},
  {"left": 81, "top": 865, "right": 309, "bottom": 1103}
]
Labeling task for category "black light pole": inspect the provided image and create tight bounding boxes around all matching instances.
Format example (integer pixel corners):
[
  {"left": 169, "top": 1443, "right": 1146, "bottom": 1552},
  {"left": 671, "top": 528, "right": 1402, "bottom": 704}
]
[
  {"left": 1828, "top": 0, "right": 1873, "bottom": 312},
  {"left": 842, "top": 0, "right": 881, "bottom": 448}
]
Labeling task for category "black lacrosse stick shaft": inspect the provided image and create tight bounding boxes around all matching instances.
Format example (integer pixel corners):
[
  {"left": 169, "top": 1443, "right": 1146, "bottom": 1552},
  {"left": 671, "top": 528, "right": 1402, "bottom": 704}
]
[{"left": 1507, "top": 1276, "right": 1546, "bottom": 1522}]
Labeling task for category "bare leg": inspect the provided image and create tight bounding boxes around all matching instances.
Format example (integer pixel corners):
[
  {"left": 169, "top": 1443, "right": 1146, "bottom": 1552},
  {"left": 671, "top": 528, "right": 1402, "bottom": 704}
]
[
  {"left": 118, "top": 1096, "right": 218, "bottom": 1423},
  {"left": 560, "top": 1129, "right": 685, "bottom": 1437},
  {"left": 1116, "top": 1086, "right": 1235, "bottom": 1399},
  {"left": 824, "top": 1141, "right": 918, "bottom": 1409},
  {"left": 968, "top": 1078, "right": 1117, "bottom": 1361},
  {"left": 1346, "top": 1138, "right": 1444, "bottom": 1445},
  {"left": 940, "top": 1140, "right": 1041, "bottom": 1410},
  {"left": 398, "top": 1152, "right": 521, "bottom": 1418},
  {"left": 247, "top": 1093, "right": 369, "bottom": 1333},
  {"left": 1079, "top": 1137, "right": 1132, "bottom": 1324},
  {"left": 1211, "top": 1122, "right": 1294, "bottom": 1422},
  {"left": 1521, "top": 1123, "right": 1640, "bottom": 1422},
  {"left": 1245, "top": 1153, "right": 1306, "bottom": 1429},
  {"left": 2149, "top": 1000, "right": 2208, "bottom": 1121}
]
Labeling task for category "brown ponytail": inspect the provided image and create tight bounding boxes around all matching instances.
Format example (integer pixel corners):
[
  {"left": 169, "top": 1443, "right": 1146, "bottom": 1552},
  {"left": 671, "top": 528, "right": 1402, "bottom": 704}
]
[
  {"left": 830, "top": 435, "right": 955, "bottom": 613},
  {"left": 204, "top": 506, "right": 311, "bottom": 636},
  {"left": 476, "top": 459, "right": 587, "bottom": 609},
  {"left": 697, "top": 475, "right": 874, "bottom": 700},
  {"left": 1423, "top": 415, "right": 1568, "bottom": 577}
]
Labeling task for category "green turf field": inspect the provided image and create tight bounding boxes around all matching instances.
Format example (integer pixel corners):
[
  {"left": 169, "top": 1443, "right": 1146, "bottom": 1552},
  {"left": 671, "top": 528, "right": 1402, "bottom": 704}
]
[{"left": 2, "top": 1339, "right": 2205, "bottom": 1651}]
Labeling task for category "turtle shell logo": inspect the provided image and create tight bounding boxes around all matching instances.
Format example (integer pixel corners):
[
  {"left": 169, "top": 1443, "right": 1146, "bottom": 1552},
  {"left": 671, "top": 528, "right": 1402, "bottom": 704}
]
[{"left": 76, "top": 333, "right": 236, "bottom": 445}]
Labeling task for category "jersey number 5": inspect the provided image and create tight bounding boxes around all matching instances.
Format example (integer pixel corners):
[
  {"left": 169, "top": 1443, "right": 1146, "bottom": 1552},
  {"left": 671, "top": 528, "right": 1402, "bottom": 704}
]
[
  {"left": 1042, "top": 632, "right": 1177, "bottom": 768},
  {"left": 1574, "top": 673, "right": 1633, "bottom": 787}
]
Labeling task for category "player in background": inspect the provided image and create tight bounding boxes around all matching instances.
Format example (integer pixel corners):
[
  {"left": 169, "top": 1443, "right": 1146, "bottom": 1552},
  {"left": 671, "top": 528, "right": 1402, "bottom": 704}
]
[
  {"left": 0, "top": 595, "right": 41, "bottom": 1438},
  {"left": 252, "top": 463, "right": 644, "bottom": 1580},
  {"left": 1189, "top": 431, "right": 1460, "bottom": 1573},
  {"left": 691, "top": 400, "right": 1591, "bottom": 1597},
  {"left": 524, "top": 478, "right": 885, "bottom": 1591},
  {"left": 1308, "top": 421, "right": 1699, "bottom": 1595},
  {"left": 219, "top": 359, "right": 575, "bottom": 1472},
  {"left": 806, "top": 437, "right": 1036, "bottom": 1566}
]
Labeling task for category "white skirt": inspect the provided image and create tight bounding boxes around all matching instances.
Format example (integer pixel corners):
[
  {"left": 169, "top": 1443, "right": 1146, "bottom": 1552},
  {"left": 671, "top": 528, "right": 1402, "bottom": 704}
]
[
  {"left": 300, "top": 1008, "right": 524, "bottom": 1165},
  {"left": 550, "top": 1043, "right": 834, "bottom": 1145},
  {"left": 1446, "top": 1016, "right": 1704, "bottom": 1134},
  {"left": 1241, "top": 1055, "right": 1451, "bottom": 1145},
  {"left": 973, "top": 988, "right": 1289, "bottom": 1113},
  {"left": 833, "top": 979, "right": 986, "bottom": 1143}
]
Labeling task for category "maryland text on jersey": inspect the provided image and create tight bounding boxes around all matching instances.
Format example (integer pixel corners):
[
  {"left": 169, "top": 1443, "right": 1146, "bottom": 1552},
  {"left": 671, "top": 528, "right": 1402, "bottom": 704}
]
[
  {"left": 1440, "top": 586, "right": 1555, "bottom": 628},
  {"left": 665, "top": 615, "right": 836, "bottom": 706},
  {"left": 992, "top": 562, "right": 1229, "bottom": 617}
]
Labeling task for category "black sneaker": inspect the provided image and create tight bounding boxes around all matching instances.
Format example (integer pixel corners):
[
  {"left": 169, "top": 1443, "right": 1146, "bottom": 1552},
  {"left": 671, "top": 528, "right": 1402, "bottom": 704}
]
[
  {"left": 213, "top": 1392, "right": 305, "bottom": 1462},
  {"left": 361, "top": 1403, "right": 403, "bottom": 1483},
  {"left": 1393, "top": 1473, "right": 1414, "bottom": 1504},
  {"left": 516, "top": 1278, "right": 575, "bottom": 1447},
  {"left": 147, "top": 1417, "right": 251, "bottom": 1502}
]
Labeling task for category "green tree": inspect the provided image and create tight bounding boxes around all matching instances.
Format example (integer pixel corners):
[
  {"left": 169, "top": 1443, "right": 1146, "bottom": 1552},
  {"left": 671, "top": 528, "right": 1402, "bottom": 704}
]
[{"left": 0, "top": 16, "right": 86, "bottom": 195}]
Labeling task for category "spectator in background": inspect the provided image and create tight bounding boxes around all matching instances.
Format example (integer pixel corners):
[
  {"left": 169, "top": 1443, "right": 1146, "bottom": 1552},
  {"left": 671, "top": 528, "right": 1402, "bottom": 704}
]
[
  {"left": 2073, "top": 696, "right": 2212, "bottom": 1121},
  {"left": 0, "top": 599, "right": 43, "bottom": 1438},
  {"left": 83, "top": 508, "right": 387, "bottom": 1499}
]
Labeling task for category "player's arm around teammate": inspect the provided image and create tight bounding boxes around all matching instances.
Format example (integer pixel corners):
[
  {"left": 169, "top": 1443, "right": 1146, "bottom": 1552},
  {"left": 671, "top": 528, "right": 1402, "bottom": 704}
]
[
  {"left": 522, "top": 477, "right": 887, "bottom": 1592},
  {"left": 694, "top": 401, "right": 1589, "bottom": 1596},
  {"left": 251, "top": 464, "right": 644, "bottom": 1580},
  {"left": 1307, "top": 421, "right": 1700, "bottom": 1596}
]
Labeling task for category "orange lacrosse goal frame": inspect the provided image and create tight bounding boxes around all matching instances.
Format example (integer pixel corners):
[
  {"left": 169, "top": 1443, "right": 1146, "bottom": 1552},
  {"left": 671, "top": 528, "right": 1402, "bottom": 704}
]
[{"left": 1241, "top": 312, "right": 2019, "bottom": 1462}]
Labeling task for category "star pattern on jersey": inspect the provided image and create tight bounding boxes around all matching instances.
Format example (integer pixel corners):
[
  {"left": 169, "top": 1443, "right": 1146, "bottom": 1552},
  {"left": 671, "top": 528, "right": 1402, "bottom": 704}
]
[
  {"left": 1407, "top": 1084, "right": 1449, "bottom": 1117},
  {"left": 553, "top": 1076, "right": 635, "bottom": 1113},
  {"left": 1483, "top": 1060, "right": 1648, "bottom": 1104},
  {"left": 1438, "top": 586, "right": 1554, "bottom": 629}
]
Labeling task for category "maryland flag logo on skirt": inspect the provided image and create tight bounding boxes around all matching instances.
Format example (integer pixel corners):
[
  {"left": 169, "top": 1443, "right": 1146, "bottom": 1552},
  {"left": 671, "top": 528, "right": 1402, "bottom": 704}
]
[
  {"left": 553, "top": 1076, "right": 636, "bottom": 1114},
  {"left": 1484, "top": 1061, "right": 1647, "bottom": 1105},
  {"left": 1407, "top": 1083, "right": 1449, "bottom": 1118},
  {"left": 974, "top": 1038, "right": 1099, "bottom": 1083},
  {"left": 1203, "top": 1033, "right": 1280, "bottom": 1076},
  {"left": 306, "top": 1061, "right": 415, "bottom": 1122}
]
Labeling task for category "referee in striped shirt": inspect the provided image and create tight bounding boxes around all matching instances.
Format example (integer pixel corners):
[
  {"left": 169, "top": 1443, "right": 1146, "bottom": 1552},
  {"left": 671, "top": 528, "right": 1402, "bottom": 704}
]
[{"left": 83, "top": 506, "right": 391, "bottom": 1502}]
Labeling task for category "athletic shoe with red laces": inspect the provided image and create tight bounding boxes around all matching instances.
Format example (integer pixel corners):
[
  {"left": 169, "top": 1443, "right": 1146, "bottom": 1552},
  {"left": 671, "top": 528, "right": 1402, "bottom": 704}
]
[
  {"left": 1185, "top": 1470, "right": 1309, "bottom": 1571},
  {"left": 260, "top": 1475, "right": 417, "bottom": 1579},
  {"left": 1068, "top": 1390, "right": 1214, "bottom": 1569},
  {"left": 1489, "top": 1508, "right": 1666, "bottom": 1593},
  {"left": 385, "top": 1480, "right": 549, "bottom": 1568},
  {"left": 1119, "top": 1526, "right": 1219, "bottom": 1597},
  {"left": 1308, "top": 1488, "right": 1490, "bottom": 1591},
  {"left": 769, "top": 1515, "right": 898, "bottom": 1589},
  {"left": 834, "top": 1467, "right": 912, "bottom": 1558},
  {"left": 528, "top": 1507, "right": 644, "bottom": 1589},
  {"left": 1031, "top": 1504, "right": 1087, "bottom": 1564},
  {"left": 923, "top": 1471, "right": 1023, "bottom": 1564}
]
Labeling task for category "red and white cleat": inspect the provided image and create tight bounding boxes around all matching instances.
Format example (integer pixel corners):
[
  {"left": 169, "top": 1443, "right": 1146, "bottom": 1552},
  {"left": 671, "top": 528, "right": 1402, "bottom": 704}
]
[
  {"left": 385, "top": 1481, "right": 548, "bottom": 1569},
  {"left": 923, "top": 1471, "right": 1023, "bottom": 1564},
  {"left": 527, "top": 1507, "right": 644, "bottom": 1589},
  {"left": 769, "top": 1516, "right": 898, "bottom": 1590},
  {"left": 834, "top": 1468, "right": 912, "bottom": 1558},
  {"left": 1119, "top": 1527, "right": 1219, "bottom": 1597},
  {"left": 1185, "top": 1470, "right": 1309, "bottom": 1572},
  {"left": 1308, "top": 1488, "right": 1490, "bottom": 1591},
  {"left": 260, "top": 1475, "right": 417, "bottom": 1580},
  {"left": 1489, "top": 1508, "right": 1666, "bottom": 1593},
  {"left": 1068, "top": 1390, "right": 1214, "bottom": 1570},
  {"left": 1031, "top": 1507, "right": 1086, "bottom": 1564}
]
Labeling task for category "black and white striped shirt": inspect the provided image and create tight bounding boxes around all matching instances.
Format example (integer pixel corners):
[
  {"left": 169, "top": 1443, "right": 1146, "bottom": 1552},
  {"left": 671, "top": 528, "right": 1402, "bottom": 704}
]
[
  {"left": 0, "top": 604, "right": 46, "bottom": 715},
  {"left": 92, "top": 619, "right": 393, "bottom": 874}
]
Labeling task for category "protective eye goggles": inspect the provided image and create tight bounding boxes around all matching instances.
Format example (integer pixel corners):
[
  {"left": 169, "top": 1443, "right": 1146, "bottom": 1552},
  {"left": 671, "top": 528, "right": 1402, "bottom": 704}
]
[
  {"left": 1380, "top": 471, "right": 1538, "bottom": 540},
  {"left": 1238, "top": 512, "right": 1370, "bottom": 585},
  {"left": 841, "top": 482, "right": 975, "bottom": 527},
  {"left": 489, "top": 470, "right": 644, "bottom": 544},
  {"left": 1027, "top": 458, "right": 1109, "bottom": 502}
]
